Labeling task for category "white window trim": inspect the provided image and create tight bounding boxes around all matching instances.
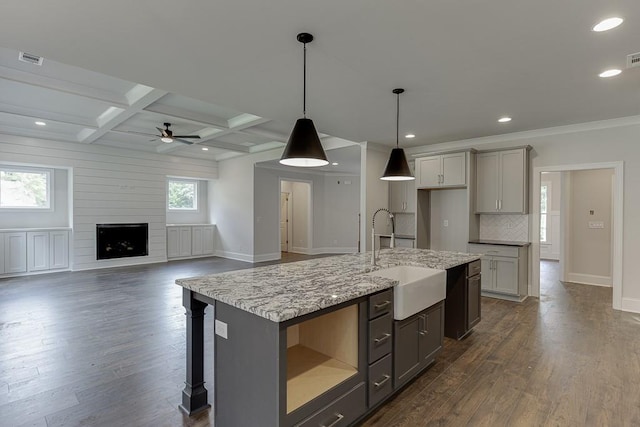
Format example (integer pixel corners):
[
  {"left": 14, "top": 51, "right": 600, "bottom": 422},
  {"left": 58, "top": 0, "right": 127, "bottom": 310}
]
[
  {"left": 0, "top": 165, "right": 53, "bottom": 211},
  {"left": 167, "top": 178, "right": 199, "bottom": 211}
]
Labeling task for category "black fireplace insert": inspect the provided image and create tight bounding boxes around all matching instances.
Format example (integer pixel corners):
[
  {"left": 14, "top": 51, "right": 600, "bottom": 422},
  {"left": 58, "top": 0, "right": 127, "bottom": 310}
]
[{"left": 96, "top": 223, "right": 148, "bottom": 260}]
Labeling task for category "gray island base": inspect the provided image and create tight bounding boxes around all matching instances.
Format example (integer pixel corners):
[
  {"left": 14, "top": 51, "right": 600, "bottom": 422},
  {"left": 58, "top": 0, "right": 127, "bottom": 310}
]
[{"left": 176, "top": 248, "right": 481, "bottom": 427}]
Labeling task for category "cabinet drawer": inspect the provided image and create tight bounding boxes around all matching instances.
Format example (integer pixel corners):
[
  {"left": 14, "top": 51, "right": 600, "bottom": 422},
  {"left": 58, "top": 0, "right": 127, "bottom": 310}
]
[
  {"left": 368, "top": 313, "right": 392, "bottom": 363},
  {"left": 468, "top": 244, "right": 519, "bottom": 258},
  {"left": 295, "top": 382, "right": 366, "bottom": 427},
  {"left": 369, "top": 289, "right": 393, "bottom": 319},
  {"left": 467, "top": 259, "right": 481, "bottom": 277},
  {"left": 368, "top": 354, "right": 392, "bottom": 408}
]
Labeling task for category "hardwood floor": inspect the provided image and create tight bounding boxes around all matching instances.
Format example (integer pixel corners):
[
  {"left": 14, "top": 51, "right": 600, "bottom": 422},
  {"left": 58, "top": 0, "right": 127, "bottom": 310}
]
[{"left": 1, "top": 259, "right": 639, "bottom": 426}]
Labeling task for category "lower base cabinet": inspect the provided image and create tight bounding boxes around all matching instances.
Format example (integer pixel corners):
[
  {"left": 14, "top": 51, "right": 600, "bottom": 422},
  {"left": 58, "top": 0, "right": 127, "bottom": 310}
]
[
  {"left": 393, "top": 301, "right": 444, "bottom": 389},
  {"left": 167, "top": 225, "right": 215, "bottom": 259},
  {"left": 295, "top": 383, "right": 366, "bottom": 427},
  {"left": 1, "top": 229, "right": 69, "bottom": 277}
]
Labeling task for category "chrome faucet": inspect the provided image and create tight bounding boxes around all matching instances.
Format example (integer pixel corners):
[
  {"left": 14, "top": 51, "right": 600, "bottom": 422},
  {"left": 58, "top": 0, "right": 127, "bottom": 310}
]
[{"left": 372, "top": 208, "right": 395, "bottom": 266}]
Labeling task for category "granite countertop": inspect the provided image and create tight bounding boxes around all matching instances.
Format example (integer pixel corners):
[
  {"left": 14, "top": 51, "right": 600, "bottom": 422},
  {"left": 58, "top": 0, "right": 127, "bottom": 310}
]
[
  {"left": 176, "top": 248, "right": 480, "bottom": 323},
  {"left": 468, "top": 239, "right": 531, "bottom": 247}
]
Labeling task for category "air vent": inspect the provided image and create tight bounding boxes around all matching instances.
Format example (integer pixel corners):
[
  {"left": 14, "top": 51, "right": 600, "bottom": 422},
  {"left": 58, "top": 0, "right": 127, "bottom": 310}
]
[
  {"left": 627, "top": 52, "right": 640, "bottom": 69},
  {"left": 18, "top": 52, "right": 43, "bottom": 66}
]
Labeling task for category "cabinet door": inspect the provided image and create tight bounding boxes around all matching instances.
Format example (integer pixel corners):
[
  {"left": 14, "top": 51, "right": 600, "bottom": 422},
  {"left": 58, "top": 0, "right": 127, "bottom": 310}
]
[
  {"left": 191, "top": 226, "right": 204, "bottom": 256},
  {"left": 0, "top": 234, "right": 5, "bottom": 273},
  {"left": 480, "top": 257, "right": 493, "bottom": 290},
  {"left": 179, "top": 227, "right": 192, "bottom": 257},
  {"left": 5, "top": 232, "right": 27, "bottom": 273},
  {"left": 404, "top": 179, "right": 416, "bottom": 213},
  {"left": 467, "top": 275, "right": 481, "bottom": 329},
  {"left": 395, "top": 238, "right": 415, "bottom": 248},
  {"left": 167, "top": 227, "right": 180, "bottom": 258},
  {"left": 388, "top": 181, "right": 405, "bottom": 212},
  {"left": 419, "top": 303, "right": 443, "bottom": 365},
  {"left": 416, "top": 156, "right": 441, "bottom": 188},
  {"left": 441, "top": 153, "right": 466, "bottom": 186},
  {"left": 393, "top": 314, "right": 422, "bottom": 387},
  {"left": 202, "top": 226, "right": 215, "bottom": 255},
  {"left": 49, "top": 231, "right": 69, "bottom": 269},
  {"left": 493, "top": 256, "right": 519, "bottom": 295},
  {"left": 27, "top": 231, "right": 49, "bottom": 272},
  {"left": 499, "top": 149, "right": 526, "bottom": 213},
  {"left": 476, "top": 152, "right": 499, "bottom": 213}
]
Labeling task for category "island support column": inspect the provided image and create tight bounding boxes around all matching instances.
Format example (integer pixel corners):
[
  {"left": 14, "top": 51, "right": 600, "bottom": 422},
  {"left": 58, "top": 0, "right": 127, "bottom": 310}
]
[{"left": 179, "top": 289, "right": 211, "bottom": 415}]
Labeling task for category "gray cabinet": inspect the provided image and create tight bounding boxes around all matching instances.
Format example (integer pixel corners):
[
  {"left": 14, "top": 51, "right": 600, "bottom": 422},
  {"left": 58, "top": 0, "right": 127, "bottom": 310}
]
[
  {"left": 476, "top": 147, "right": 529, "bottom": 214},
  {"left": 389, "top": 179, "right": 416, "bottom": 213},
  {"left": 444, "top": 260, "right": 481, "bottom": 340},
  {"left": 416, "top": 153, "right": 466, "bottom": 189},
  {"left": 468, "top": 243, "right": 528, "bottom": 300},
  {"left": 393, "top": 300, "right": 444, "bottom": 389}
]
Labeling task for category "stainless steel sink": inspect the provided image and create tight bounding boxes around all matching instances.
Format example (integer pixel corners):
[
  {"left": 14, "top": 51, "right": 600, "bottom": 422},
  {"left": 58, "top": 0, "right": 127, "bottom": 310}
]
[{"left": 366, "top": 265, "right": 446, "bottom": 320}]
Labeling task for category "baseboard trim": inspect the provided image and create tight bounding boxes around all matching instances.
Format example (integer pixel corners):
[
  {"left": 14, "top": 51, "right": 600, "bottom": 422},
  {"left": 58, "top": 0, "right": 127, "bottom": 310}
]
[
  {"left": 567, "top": 273, "right": 612, "bottom": 287},
  {"left": 254, "top": 252, "right": 281, "bottom": 263},
  {"left": 291, "top": 247, "right": 312, "bottom": 255},
  {"left": 621, "top": 297, "right": 640, "bottom": 314},
  {"left": 214, "top": 250, "right": 254, "bottom": 263},
  {"left": 73, "top": 257, "right": 167, "bottom": 272}
]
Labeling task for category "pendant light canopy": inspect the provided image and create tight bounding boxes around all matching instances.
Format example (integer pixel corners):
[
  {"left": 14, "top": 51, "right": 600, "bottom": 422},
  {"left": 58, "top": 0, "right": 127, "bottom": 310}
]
[
  {"left": 381, "top": 88, "right": 415, "bottom": 181},
  {"left": 280, "top": 33, "right": 329, "bottom": 167}
]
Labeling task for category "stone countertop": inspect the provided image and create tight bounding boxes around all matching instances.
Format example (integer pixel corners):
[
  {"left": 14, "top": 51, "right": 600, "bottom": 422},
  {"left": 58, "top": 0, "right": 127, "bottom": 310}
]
[
  {"left": 468, "top": 239, "right": 531, "bottom": 247},
  {"left": 176, "top": 248, "right": 481, "bottom": 323}
]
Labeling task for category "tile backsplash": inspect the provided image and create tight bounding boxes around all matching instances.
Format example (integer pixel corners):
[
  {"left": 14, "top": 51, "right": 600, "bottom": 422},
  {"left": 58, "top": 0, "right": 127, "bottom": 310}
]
[
  {"left": 394, "top": 212, "right": 415, "bottom": 236},
  {"left": 479, "top": 214, "right": 530, "bottom": 242}
]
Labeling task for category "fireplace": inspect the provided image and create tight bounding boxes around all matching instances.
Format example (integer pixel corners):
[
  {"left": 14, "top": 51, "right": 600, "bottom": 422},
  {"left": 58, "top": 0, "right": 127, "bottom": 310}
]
[{"left": 96, "top": 223, "right": 148, "bottom": 260}]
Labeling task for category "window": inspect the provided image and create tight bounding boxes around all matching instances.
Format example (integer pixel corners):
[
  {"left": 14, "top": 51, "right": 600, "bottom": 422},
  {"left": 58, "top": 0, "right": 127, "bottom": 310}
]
[
  {"left": 168, "top": 179, "right": 198, "bottom": 210},
  {"left": 540, "top": 184, "right": 548, "bottom": 242},
  {"left": 0, "top": 166, "right": 52, "bottom": 209}
]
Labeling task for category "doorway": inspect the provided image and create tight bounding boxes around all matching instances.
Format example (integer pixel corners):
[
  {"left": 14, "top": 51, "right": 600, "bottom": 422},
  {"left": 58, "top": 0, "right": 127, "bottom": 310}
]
[
  {"left": 280, "top": 180, "right": 312, "bottom": 255},
  {"left": 532, "top": 162, "right": 623, "bottom": 310}
]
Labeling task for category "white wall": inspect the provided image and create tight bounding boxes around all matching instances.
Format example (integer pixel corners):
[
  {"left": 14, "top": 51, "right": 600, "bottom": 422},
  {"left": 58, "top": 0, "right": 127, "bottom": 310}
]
[
  {"left": 166, "top": 179, "right": 209, "bottom": 224},
  {"left": 0, "top": 134, "right": 217, "bottom": 271},
  {"left": 290, "top": 181, "right": 311, "bottom": 253},
  {"left": 362, "top": 143, "right": 390, "bottom": 251},
  {"left": 566, "top": 168, "right": 613, "bottom": 286},
  {"left": 0, "top": 167, "right": 69, "bottom": 228}
]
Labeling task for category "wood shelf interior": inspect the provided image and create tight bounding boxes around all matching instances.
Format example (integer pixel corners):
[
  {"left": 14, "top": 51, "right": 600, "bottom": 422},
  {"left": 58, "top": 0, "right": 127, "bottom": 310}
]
[{"left": 286, "top": 305, "right": 359, "bottom": 413}]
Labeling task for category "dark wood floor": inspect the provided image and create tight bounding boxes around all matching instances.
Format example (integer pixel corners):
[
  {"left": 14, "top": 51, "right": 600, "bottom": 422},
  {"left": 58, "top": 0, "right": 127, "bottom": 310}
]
[{"left": 1, "top": 258, "right": 639, "bottom": 426}]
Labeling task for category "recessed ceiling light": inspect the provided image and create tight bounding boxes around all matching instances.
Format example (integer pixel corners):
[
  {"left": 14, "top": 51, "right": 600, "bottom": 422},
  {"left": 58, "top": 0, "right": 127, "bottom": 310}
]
[
  {"left": 592, "top": 17, "right": 623, "bottom": 32},
  {"left": 599, "top": 69, "right": 622, "bottom": 78},
  {"left": 498, "top": 117, "right": 512, "bottom": 123},
  {"left": 405, "top": 134, "right": 416, "bottom": 139},
  {"left": 331, "top": 162, "right": 339, "bottom": 166},
  {"left": 35, "top": 121, "right": 46, "bottom": 126},
  {"left": 202, "top": 147, "right": 209, "bottom": 151}
]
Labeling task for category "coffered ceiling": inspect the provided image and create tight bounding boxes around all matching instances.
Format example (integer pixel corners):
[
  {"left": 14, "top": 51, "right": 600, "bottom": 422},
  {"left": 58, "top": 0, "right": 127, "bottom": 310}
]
[{"left": 0, "top": 1, "right": 639, "bottom": 154}]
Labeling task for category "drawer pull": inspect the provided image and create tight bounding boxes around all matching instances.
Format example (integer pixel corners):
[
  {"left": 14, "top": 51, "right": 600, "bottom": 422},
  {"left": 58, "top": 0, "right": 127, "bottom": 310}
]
[
  {"left": 374, "top": 300, "right": 391, "bottom": 310},
  {"left": 374, "top": 333, "right": 391, "bottom": 344},
  {"left": 373, "top": 374, "right": 391, "bottom": 388},
  {"left": 321, "top": 413, "right": 344, "bottom": 427}
]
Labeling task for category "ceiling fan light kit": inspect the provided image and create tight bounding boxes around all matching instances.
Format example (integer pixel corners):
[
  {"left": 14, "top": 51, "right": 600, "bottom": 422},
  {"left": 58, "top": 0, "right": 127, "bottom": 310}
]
[
  {"left": 280, "top": 32, "right": 329, "bottom": 167},
  {"left": 381, "top": 88, "right": 415, "bottom": 181},
  {"left": 156, "top": 122, "right": 201, "bottom": 145}
]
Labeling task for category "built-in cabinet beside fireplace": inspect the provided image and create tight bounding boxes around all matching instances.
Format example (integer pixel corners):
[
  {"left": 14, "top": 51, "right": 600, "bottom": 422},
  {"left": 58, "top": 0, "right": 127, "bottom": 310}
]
[
  {"left": 0, "top": 228, "right": 70, "bottom": 277},
  {"left": 167, "top": 224, "right": 215, "bottom": 259}
]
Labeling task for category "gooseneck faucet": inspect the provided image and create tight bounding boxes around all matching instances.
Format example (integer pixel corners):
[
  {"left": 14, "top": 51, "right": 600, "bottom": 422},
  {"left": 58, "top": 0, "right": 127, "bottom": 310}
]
[{"left": 372, "top": 208, "right": 395, "bottom": 266}]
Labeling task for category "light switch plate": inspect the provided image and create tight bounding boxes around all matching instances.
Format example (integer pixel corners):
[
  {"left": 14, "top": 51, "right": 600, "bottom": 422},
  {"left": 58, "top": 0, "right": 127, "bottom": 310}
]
[{"left": 215, "top": 319, "right": 228, "bottom": 339}]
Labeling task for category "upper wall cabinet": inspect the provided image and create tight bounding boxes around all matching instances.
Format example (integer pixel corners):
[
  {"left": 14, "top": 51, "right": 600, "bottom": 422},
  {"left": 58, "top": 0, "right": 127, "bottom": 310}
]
[
  {"left": 389, "top": 179, "right": 416, "bottom": 213},
  {"left": 415, "top": 153, "right": 466, "bottom": 189},
  {"left": 475, "top": 147, "right": 530, "bottom": 214}
]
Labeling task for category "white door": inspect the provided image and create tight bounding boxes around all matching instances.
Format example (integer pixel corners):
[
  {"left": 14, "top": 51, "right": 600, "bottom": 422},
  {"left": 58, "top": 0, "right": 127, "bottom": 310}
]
[
  {"left": 476, "top": 152, "right": 500, "bottom": 213},
  {"left": 388, "top": 181, "right": 405, "bottom": 212},
  {"left": 5, "top": 232, "right": 27, "bottom": 273},
  {"left": 49, "top": 231, "right": 69, "bottom": 269},
  {"left": 179, "top": 227, "right": 192, "bottom": 257},
  {"left": 280, "top": 192, "right": 289, "bottom": 252},
  {"left": 480, "top": 257, "right": 493, "bottom": 290},
  {"left": 202, "top": 226, "right": 215, "bottom": 255},
  {"left": 192, "top": 226, "right": 204, "bottom": 256},
  {"left": 499, "top": 149, "right": 526, "bottom": 213},
  {"left": 417, "top": 156, "right": 441, "bottom": 188},
  {"left": 493, "top": 256, "right": 519, "bottom": 295},
  {"left": 0, "top": 234, "right": 5, "bottom": 273},
  {"left": 442, "top": 153, "right": 466, "bottom": 186},
  {"left": 28, "top": 231, "right": 50, "bottom": 272},
  {"left": 167, "top": 227, "right": 180, "bottom": 258}
]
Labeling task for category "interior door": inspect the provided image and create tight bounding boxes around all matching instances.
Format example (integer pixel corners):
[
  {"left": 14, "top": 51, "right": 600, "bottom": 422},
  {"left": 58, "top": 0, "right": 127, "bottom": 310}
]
[{"left": 280, "top": 192, "right": 289, "bottom": 252}]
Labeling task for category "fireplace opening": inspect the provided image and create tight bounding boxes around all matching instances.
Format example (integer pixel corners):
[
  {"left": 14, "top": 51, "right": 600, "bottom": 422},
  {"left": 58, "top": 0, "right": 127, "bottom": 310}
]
[{"left": 96, "top": 223, "right": 148, "bottom": 260}]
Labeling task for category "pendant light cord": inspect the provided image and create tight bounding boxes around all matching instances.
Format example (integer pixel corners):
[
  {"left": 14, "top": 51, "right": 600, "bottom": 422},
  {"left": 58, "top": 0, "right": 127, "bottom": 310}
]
[
  {"left": 303, "top": 42, "right": 307, "bottom": 118},
  {"left": 396, "top": 91, "right": 400, "bottom": 148}
]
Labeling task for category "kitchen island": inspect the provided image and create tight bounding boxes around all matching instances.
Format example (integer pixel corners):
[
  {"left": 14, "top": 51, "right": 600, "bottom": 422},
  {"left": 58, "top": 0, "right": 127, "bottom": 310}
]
[{"left": 176, "top": 248, "right": 480, "bottom": 426}]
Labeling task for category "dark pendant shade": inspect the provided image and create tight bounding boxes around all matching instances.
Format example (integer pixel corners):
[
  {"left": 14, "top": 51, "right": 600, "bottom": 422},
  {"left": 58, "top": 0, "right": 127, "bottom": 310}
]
[
  {"left": 381, "top": 148, "right": 415, "bottom": 181},
  {"left": 280, "top": 118, "right": 329, "bottom": 167}
]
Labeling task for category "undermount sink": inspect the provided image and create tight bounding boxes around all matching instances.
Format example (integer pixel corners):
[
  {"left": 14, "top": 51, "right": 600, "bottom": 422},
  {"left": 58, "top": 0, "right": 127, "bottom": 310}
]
[{"left": 366, "top": 265, "right": 446, "bottom": 320}]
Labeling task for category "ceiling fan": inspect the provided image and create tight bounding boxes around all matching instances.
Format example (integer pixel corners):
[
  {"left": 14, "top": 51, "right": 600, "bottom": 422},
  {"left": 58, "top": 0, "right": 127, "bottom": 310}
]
[{"left": 154, "top": 122, "right": 201, "bottom": 144}]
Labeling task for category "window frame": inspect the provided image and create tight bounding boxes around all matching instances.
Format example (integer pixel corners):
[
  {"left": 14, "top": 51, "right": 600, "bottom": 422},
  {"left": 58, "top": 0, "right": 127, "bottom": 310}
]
[
  {"left": 0, "top": 165, "right": 53, "bottom": 211},
  {"left": 167, "top": 178, "right": 199, "bottom": 211}
]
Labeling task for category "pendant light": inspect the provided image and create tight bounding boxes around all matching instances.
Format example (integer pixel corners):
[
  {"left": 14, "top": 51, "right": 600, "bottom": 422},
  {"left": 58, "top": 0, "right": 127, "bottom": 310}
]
[
  {"left": 381, "top": 88, "right": 415, "bottom": 181},
  {"left": 280, "top": 33, "right": 329, "bottom": 167}
]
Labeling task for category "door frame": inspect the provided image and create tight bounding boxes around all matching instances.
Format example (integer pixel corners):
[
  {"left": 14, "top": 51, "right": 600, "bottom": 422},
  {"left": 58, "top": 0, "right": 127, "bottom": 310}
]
[
  {"left": 531, "top": 161, "right": 623, "bottom": 310},
  {"left": 280, "top": 191, "right": 292, "bottom": 252},
  {"left": 279, "top": 178, "right": 313, "bottom": 255}
]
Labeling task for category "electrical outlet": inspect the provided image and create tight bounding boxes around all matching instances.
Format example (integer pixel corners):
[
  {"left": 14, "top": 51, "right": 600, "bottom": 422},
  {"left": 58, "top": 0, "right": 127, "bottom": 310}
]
[{"left": 443, "top": 220, "right": 449, "bottom": 227}]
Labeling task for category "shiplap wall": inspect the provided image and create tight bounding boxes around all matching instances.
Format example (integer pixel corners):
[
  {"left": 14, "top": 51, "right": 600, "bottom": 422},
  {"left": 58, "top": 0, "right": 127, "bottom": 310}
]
[{"left": 0, "top": 134, "right": 217, "bottom": 271}]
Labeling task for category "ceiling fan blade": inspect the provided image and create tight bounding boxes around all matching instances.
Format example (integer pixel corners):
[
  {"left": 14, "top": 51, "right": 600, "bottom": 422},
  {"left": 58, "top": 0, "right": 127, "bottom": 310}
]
[
  {"left": 175, "top": 138, "right": 195, "bottom": 145},
  {"left": 173, "top": 135, "right": 201, "bottom": 139},
  {"left": 156, "top": 127, "right": 170, "bottom": 137}
]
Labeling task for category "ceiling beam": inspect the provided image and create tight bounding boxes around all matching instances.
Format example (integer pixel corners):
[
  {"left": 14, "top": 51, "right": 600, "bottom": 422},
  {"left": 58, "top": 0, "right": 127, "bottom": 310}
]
[
  {"left": 155, "top": 137, "right": 251, "bottom": 154},
  {"left": 0, "top": 65, "right": 129, "bottom": 107},
  {"left": 0, "top": 106, "right": 96, "bottom": 128},
  {"left": 79, "top": 86, "right": 168, "bottom": 143},
  {"left": 143, "top": 104, "right": 230, "bottom": 129}
]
